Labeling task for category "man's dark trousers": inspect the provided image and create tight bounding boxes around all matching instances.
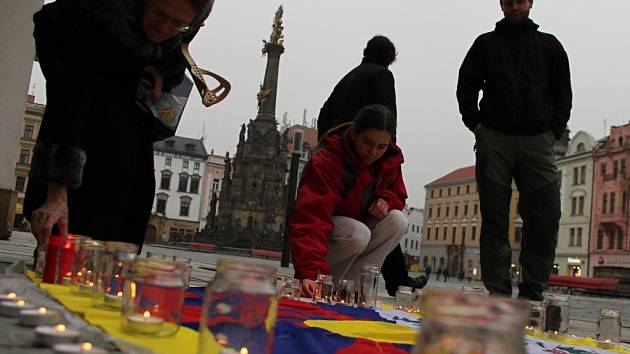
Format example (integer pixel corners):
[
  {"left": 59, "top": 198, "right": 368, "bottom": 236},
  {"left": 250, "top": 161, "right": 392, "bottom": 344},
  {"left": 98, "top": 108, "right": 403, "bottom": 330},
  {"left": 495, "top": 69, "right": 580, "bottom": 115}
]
[{"left": 475, "top": 126, "right": 560, "bottom": 301}]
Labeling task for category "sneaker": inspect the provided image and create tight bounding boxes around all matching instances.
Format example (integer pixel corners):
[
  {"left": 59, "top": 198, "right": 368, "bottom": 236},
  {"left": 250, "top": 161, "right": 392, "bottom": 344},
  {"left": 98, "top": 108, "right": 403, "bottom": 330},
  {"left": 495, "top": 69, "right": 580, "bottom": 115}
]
[{"left": 386, "top": 275, "right": 429, "bottom": 297}]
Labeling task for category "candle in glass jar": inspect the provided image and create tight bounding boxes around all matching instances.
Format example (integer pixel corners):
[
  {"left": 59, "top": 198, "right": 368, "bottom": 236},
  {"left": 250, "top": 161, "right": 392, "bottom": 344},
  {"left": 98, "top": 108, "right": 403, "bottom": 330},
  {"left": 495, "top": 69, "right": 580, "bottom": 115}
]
[
  {"left": 53, "top": 342, "right": 107, "bottom": 354},
  {"left": 0, "top": 300, "right": 34, "bottom": 317},
  {"left": 35, "top": 324, "right": 80, "bottom": 347},
  {"left": 77, "top": 282, "right": 94, "bottom": 295},
  {"left": 19, "top": 307, "right": 60, "bottom": 327},
  {"left": 0, "top": 292, "right": 23, "bottom": 302},
  {"left": 103, "top": 291, "right": 123, "bottom": 308},
  {"left": 596, "top": 339, "right": 615, "bottom": 349},
  {"left": 126, "top": 311, "right": 164, "bottom": 334}
]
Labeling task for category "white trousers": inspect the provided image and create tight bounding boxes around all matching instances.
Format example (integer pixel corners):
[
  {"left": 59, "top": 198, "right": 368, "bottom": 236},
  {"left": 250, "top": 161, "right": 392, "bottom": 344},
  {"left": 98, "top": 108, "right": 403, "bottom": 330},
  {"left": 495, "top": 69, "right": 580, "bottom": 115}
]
[{"left": 326, "top": 209, "right": 408, "bottom": 284}]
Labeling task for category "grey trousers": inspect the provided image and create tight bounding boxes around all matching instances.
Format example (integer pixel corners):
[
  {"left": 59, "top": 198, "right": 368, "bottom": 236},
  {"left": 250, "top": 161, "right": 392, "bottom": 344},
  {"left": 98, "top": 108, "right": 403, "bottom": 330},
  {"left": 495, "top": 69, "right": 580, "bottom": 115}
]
[{"left": 326, "top": 210, "right": 408, "bottom": 284}]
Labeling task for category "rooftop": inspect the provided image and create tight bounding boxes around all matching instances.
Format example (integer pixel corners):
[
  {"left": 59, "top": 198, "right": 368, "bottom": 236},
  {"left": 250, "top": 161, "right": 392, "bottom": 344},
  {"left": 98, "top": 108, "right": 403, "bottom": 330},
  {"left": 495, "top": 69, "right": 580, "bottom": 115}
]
[
  {"left": 153, "top": 136, "right": 208, "bottom": 159},
  {"left": 425, "top": 165, "right": 475, "bottom": 188}
]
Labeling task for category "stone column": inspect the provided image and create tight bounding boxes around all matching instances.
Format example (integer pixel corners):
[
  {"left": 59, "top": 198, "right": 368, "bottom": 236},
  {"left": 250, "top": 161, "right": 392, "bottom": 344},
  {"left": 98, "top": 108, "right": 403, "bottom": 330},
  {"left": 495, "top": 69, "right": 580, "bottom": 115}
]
[
  {"left": 0, "top": 0, "right": 43, "bottom": 238},
  {"left": 258, "top": 42, "right": 285, "bottom": 120}
]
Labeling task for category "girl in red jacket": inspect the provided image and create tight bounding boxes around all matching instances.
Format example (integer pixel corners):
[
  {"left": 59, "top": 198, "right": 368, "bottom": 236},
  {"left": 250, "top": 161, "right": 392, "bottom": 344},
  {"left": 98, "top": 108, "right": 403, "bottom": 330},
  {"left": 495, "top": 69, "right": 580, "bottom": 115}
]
[{"left": 289, "top": 104, "right": 408, "bottom": 296}]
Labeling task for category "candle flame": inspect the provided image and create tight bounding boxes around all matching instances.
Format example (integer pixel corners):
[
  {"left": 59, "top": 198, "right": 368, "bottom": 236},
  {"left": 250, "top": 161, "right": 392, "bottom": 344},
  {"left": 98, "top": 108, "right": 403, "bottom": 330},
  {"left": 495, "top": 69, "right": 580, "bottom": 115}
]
[
  {"left": 77, "top": 272, "right": 83, "bottom": 277},
  {"left": 240, "top": 348, "right": 249, "bottom": 354},
  {"left": 7, "top": 292, "right": 16, "bottom": 299},
  {"left": 605, "top": 339, "right": 612, "bottom": 343},
  {"left": 38, "top": 307, "right": 47, "bottom": 314},
  {"left": 66, "top": 272, "right": 72, "bottom": 277},
  {"left": 80, "top": 342, "right": 93, "bottom": 351},
  {"left": 54, "top": 324, "right": 66, "bottom": 332},
  {"left": 88, "top": 282, "right": 94, "bottom": 287},
  {"left": 117, "top": 291, "right": 123, "bottom": 297},
  {"left": 16, "top": 300, "right": 25, "bottom": 306},
  {"left": 143, "top": 311, "right": 151, "bottom": 318}
]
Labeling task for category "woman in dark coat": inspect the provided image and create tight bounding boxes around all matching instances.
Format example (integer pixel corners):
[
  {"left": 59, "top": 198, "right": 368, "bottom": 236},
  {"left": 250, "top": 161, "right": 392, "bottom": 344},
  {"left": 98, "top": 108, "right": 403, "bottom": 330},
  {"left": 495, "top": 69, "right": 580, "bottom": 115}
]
[{"left": 24, "top": 0, "right": 214, "bottom": 249}]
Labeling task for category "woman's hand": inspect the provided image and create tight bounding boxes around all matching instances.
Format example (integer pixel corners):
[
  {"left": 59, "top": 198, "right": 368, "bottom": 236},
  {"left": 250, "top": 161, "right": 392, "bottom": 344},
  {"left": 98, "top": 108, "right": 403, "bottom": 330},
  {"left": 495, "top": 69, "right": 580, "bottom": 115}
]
[
  {"left": 31, "top": 182, "right": 69, "bottom": 246},
  {"left": 143, "top": 65, "right": 163, "bottom": 100},
  {"left": 301, "top": 279, "right": 316, "bottom": 297},
  {"left": 368, "top": 198, "right": 390, "bottom": 219}
]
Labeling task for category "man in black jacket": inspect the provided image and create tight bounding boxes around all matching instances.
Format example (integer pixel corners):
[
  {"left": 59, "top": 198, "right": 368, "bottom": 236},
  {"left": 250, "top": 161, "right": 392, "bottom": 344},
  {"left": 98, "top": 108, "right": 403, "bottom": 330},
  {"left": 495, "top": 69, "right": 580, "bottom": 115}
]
[
  {"left": 457, "top": 0, "right": 572, "bottom": 301},
  {"left": 317, "top": 35, "right": 427, "bottom": 296}
]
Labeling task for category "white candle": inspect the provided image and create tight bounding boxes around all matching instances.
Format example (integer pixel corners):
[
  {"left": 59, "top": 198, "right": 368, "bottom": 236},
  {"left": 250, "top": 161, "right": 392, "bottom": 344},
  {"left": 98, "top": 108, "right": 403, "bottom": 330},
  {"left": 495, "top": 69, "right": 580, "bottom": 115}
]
[
  {"left": 596, "top": 339, "right": 615, "bottom": 349},
  {"left": 103, "top": 292, "right": 123, "bottom": 309},
  {"left": 53, "top": 342, "right": 107, "bottom": 354},
  {"left": 19, "top": 307, "right": 61, "bottom": 327},
  {"left": 61, "top": 277, "right": 72, "bottom": 286},
  {"left": 35, "top": 324, "right": 80, "bottom": 347},
  {"left": 76, "top": 282, "right": 94, "bottom": 295},
  {"left": 0, "top": 300, "right": 35, "bottom": 317},
  {"left": 126, "top": 310, "right": 164, "bottom": 335}
]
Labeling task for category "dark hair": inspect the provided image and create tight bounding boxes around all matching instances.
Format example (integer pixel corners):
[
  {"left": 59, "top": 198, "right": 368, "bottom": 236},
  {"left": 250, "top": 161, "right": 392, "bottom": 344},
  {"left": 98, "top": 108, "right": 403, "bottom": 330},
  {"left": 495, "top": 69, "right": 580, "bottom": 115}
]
[
  {"left": 188, "top": 0, "right": 214, "bottom": 28},
  {"left": 363, "top": 35, "right": 397, "bottom": 66},
  {"left": 352, "top": 104, "right": 396, "bottom": 138}
]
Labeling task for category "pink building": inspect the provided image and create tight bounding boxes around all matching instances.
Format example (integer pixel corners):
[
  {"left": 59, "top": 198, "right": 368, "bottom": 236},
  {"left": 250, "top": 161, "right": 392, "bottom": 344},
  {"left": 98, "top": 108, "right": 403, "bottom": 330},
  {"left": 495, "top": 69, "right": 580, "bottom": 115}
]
[
  {"left": 590, "top": 123, "right": 630, "bottom": 277},
  {"left": 199, "top": 150, "right": 228, "bottom": 230}
]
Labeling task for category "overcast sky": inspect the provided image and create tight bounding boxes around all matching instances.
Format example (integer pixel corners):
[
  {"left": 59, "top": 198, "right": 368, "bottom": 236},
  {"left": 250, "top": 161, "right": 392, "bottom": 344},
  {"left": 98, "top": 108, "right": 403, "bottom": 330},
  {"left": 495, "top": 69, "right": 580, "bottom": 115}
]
[{"left": 30, "top": 0, "right": 630, "bottom": 208}]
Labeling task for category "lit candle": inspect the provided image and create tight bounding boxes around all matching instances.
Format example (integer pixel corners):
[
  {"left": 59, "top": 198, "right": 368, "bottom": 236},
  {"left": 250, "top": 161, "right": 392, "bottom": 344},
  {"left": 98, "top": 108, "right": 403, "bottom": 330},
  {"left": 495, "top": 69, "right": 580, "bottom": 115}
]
[
  {"left": 61, "top": 277, "right": 72, "bottom": 286},
  {"left": 126, "top": 310, "right": 164, "bottom": 334},
  {"left": 240, "top": 348, "right": 249, "bottom": 354},
  {"left": 596, "top": 339, "right": 615, "bottom": 349},
  {"left": 546, "top": 330, "right": 566, "bottom": 341},
  {"left": 103, "top": 291, "right": 123, "bottom": 309},
  {"left": 35, "top": 324, "right": 80, "bottom": 347},
  {"left": 0, "top": 299, "right": 35, "bottom": 317},
  {"left": 0, "top": 292, "right": 23, "bottom": 302},
  {"left": 52, "top": 342, "right": 107, "bottom": 354},
  {"left": 18, "top": 306, "right": 61, "bottom": 327},
  {"left": 76, "top": 282, "right": 94, "bottom": 295}
]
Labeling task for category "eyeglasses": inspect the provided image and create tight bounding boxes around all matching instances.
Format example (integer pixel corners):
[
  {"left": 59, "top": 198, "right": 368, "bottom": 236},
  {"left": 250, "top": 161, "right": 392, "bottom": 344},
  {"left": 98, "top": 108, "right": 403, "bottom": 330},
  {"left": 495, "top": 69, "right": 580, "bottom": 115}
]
[{"left": 146, "top": 6, "right": 193, "bottom": 33}]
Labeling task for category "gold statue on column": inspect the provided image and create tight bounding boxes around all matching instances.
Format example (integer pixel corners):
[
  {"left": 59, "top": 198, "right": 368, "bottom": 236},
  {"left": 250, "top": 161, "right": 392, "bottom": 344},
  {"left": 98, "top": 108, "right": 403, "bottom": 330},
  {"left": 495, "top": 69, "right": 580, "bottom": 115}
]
[
  {"left": 270, "top": 5, "right": 284, "bottom": 44},
  {"left": 257, "top": 84, "right": 272, "bottom": 109}
]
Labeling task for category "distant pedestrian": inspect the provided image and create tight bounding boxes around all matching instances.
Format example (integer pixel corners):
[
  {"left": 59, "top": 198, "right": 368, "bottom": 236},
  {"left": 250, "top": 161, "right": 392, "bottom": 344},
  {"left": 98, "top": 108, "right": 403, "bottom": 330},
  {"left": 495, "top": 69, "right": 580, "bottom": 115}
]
[
  {"left": 442, "top": 268, "right": 448, "bottom": 282},
  {"left": 456, "top": 0, "right": 572, "bottom": 301},
  {"left": 458, "top": 270, "right": 465, "bottom": 282},
  {"left": 425, "top": 264, "right": 432, "bottom": 279},
  {"left": 436, "top": 267, "right": 442, "bottom": 281}
]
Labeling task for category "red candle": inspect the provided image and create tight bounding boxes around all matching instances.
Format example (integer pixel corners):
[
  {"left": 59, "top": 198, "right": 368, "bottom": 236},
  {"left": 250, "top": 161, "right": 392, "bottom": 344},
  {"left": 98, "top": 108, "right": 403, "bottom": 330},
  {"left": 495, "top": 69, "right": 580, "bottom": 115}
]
[
  {"left": 42, "top": 236, "right": 62, "bottom": 284},
  {"left": 56, "top": 235, "right": 80, "bottom": 283}
]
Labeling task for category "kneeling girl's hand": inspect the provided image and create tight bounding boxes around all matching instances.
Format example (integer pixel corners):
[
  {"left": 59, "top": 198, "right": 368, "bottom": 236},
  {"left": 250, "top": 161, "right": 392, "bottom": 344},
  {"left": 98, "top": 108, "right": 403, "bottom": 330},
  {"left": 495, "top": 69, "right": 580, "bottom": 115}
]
[
  {"left": 368, "top": 198, "right": 389, "bottom": 219},
  {"left": 301, "top": 279, "right": 316, "bottom": 297}
]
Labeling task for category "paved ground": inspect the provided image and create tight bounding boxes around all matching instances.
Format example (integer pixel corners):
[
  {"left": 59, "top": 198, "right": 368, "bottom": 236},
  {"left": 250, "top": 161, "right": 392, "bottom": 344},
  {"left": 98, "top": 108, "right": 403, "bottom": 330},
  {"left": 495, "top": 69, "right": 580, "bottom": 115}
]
[{"left": 3, "top": 231, "right": 630, "bottom": 341}]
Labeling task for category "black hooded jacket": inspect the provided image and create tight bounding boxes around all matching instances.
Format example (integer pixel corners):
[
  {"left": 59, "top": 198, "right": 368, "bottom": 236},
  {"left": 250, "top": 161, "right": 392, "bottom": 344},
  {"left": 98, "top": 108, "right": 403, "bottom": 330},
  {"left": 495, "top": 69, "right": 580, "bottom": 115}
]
[
  {"left": 317, "top": 59, "right": 396, "bottom": 140},
  {"left": 457, "top": 19, "right": 572, "bottom": 139}
]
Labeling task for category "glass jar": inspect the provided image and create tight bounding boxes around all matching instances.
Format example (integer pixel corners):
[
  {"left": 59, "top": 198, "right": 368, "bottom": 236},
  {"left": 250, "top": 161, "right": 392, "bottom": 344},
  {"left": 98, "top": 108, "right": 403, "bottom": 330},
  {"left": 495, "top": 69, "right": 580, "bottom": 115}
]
[
  {"left": 525, "top": 301, "right": 544, "bottom": 334},
  {"left": 121, "top": 257, "right": 186, "bottom": 337},
  {"left": 93, "top": 242, "right": 138, "bottom": 310},
  {"left": 41, "top": 234, "right": 90, "bottom": 284},
  {"left": 412, "top": 290, "right": 528, "bottom": 354},
  {"left": 58, "top": 235, "right": 90, "bottom": 284},
  {"left": 197, "top": 259, "right": 278, "bottom": 354},
  {"left": 71, "top": 240, "right": 105, "bottom": 296},
  {"left": 411, "top": 289, "right": 425, "bottom": 314},
  {"left": 395, "top": 286, "right": 413, "bottom": 311},
  {"left": 358, "top": 264, "right": 380, "bottom": 309},
  {"left": 275, "top": 276, "right": 301, "bottom": 300},
  {"left": 543, "top": 294, "right": 569, "bottom": 334},
  {"left": 596, "top": 308, "right": 621, "bottom": 343},
  {"left": 172, "top": 256, "right": 193, "bottom": 288},
  {"left": 313, "top": 274, "right": 334, "bottom": 304},
  {"left": 334, "top": 279, "right": 355, "bottom": 306}
]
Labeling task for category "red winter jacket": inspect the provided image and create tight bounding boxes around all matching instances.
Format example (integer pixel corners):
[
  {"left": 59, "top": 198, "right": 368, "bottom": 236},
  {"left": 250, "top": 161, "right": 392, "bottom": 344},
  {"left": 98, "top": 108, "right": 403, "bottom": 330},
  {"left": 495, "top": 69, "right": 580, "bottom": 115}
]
[{"left": 289, "top": 126, "right": 408, "bottom": 280}]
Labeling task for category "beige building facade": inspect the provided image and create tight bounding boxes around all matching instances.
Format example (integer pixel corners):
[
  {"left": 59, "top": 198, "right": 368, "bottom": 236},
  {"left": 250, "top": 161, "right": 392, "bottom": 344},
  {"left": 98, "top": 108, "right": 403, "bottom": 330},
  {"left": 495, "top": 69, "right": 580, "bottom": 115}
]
[{"left": 422, "top": 166, "right": 522, "bottom": 280}]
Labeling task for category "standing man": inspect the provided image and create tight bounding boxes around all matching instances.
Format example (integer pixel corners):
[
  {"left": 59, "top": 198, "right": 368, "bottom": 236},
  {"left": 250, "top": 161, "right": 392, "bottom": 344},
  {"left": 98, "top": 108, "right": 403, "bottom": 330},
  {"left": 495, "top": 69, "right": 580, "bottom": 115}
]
[
  {"left": 456, "top": 0, "right": 572, "bottom": 301},
  {"left": 316, "top": 35, "right": 427, "bottom": 296}
]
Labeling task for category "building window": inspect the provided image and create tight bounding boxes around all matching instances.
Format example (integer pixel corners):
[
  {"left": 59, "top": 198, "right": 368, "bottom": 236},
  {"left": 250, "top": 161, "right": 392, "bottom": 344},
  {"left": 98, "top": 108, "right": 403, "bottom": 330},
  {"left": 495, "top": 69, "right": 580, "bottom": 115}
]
[
  {"left": 461, "top": 227, "right": 466, "bottom": 243},
  {"left": 439, "top": 189, "right": 442, "bottom": 197},
  {"left": 428, "top": 208, "right": 432, "bottom": 218},
  {"left": 178, "top": 174, "right": 188, "bottom": 192},
  {"left": 571, "top": 197, "right": 577, "bottom": 216},
  {"left": 457, "top": 186, "right": 460, "bottom": 195},
  {"left": 603, "top": 193, "right": 608, "bottom": 214},
  {"left": 622, "top": 160, "right": 627, "bottom": 177},
  {"left": 445, "top": 206, "right": 450, "bottom": 217},
  {"left": 165, "top": 157, "right": 171, "bottom": 167},
  {"left": 576, "top": 228, "right": 582, "bottom": 247},
  {"left": 601, "top": 163, "right": 607, "bottom": 178},
  {"left": 618, "top": 230, "right": 624, "bottom": 250},
  {"left": 19, "top": 149, "right": 30, "bottom": 164},
  {"left": 515, "top": 227, "right": 522, "bottom": 242},
  {"left": 212, "top": 178, "right": 221, "bottom": 191},
  {"left": 573, "top": 167, "right": 578, "bottom": 185},
  {"left": 597, "top": 230, "right": 604, "bottom": 249},
  {"left": 610, "top": 192, "right": 616, "bottom": 214},
  {"left": 443, "top": 227, "right": 447, "bottom": 240},
  {"left": 437, "top": 207, "right": 441, "bottom": 217},
  {"left": 156, "top": 199, "right": 167, "bottom": 214},
  {"left": 190, "top": 176, "right": 200, "bottom": 194},
  {"left": 454, "top": 205, "right": 459, "bottom": 216},
  {"left": 576, "top": 143, "right": 585, "bottom": 152},
  {"left": 472, "top": 226, "right": 477, "bottom": 241},
  {"left": 293, "top": 130, "right": 304, "bottom": 152},
  {"left": 185, "top": 144, "right": 196, "bottom": 152},
  {"left": 165, "top": 140, "right": 175, "bottom": 148},
  {"left": 430, "top": 190, "right": 434, "bottom": 198},
  {"left": 614, "top": 161, "right": 619, "bottom": 179},
  {"left": 473, "top": 204, "right": 478, "bottom": 215},
  {"left": 466, "top": 185, "right": 470, "bottom": 194},
  {"left": 426, "top": 228, "right": 431, "bottom": 240},
  {"left": 451, "top": 227, "right": 456, "bottom": 244},
  {"left": 23, "top": 124, "right": 34, "bottom": 139},
  {"left": 182, "top": 160, "right": 189, "bottom": 169},
  {"left": 464, "top": 204, "right": 469, "bottom": 215},
  {"left": 434, "top": 227, "right": 439, "bottom": 240},
  {"left": 15, "top": 176, "right": 26, "bottom": 192},
  {"left": 578, "top": 196, "right": 585, "bottom": 216},
  {"left": 179, "top": 197, "right": 191, "bottom": 217},
  {"left": 194, "top": 162, "right": 200, "bottom": 170},
  {"left": 608, "top": 233, "right": 615, "bottom": 250},
  {"left": 160, "top": 171, "right": 171, "bottom": 190},
  {"left": 580, "top": 165, "right": 586, "bottom": 184},
  {"left": 448, "top": 188, "right": 451, "bottom": 196},
  {"left": 569, "top": 228, "right": 575, "bottom": 247},
  {"left": 624, "top": 192, "right": 628, "bottom": 213}
]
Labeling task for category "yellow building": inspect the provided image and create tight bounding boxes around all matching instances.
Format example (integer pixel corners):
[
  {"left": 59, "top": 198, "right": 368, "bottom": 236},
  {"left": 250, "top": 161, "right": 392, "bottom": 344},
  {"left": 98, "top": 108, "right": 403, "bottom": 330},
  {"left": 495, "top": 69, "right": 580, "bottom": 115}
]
[
  {"left": 13, "top": 95, "right": 44, "bottom": 230},
  {"left": 422, "top": 166, "right": 522, "bottom": 280}
]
